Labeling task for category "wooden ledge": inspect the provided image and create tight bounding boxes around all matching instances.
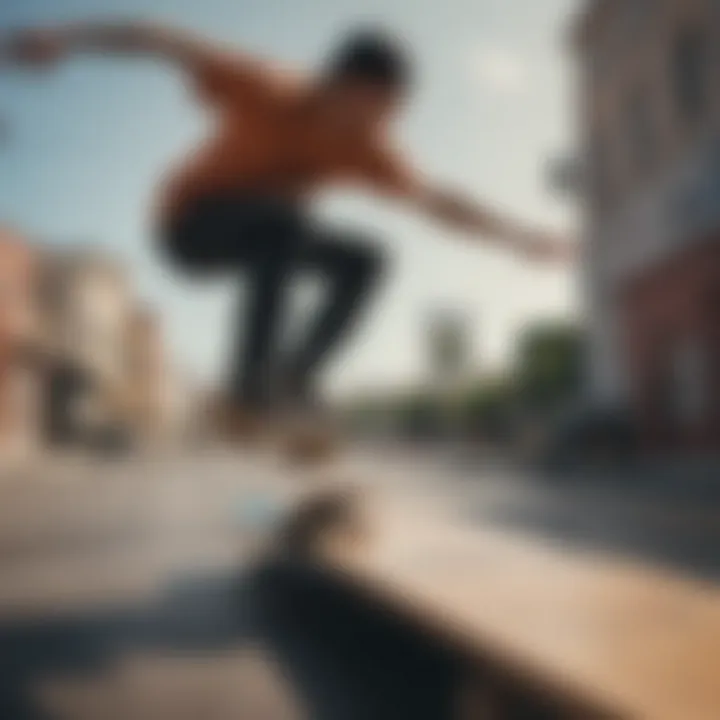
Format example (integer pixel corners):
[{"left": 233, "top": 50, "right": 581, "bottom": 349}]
[{"left": 318, "top": 494, "right": 720, "bottom": 720}]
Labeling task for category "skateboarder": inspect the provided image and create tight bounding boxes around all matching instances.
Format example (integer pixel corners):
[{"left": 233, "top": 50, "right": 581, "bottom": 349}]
[{"left": 3, "top": 22, "right": 571, "bottom": 438}]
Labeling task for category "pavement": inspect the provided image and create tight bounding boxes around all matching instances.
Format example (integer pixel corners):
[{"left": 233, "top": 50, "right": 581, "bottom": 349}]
[
  {"left": 0, "top": 444, "right": 718, "bottom": 719},
  {"left": 0, "top": 448, "right": 462, "bottom": 720}
]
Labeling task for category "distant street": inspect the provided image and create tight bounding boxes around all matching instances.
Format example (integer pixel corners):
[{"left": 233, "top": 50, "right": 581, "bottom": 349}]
[{"left": 372, "top": 443, "right": 720, "bottom": 583}]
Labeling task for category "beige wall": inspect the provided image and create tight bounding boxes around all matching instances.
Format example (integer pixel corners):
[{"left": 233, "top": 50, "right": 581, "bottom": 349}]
[
  {"left": 41, "top": 249, "right": 132, "bottom": 427},
  {"left": 123, "top": 307, "right": 167, "bottom": 438}
]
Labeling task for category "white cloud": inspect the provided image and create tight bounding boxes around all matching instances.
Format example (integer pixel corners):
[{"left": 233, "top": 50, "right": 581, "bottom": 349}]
[{"left": 470, "top": 46, "right": 528, "bottom": 96}]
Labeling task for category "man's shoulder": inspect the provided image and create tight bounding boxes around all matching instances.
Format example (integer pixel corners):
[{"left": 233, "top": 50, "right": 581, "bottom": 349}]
[
  {"left": 260, "top": 58, "right": 306, "bottom": 89},
  {"left": 245, "top": 57, "right": 308, "bottom": 102},
  {"left": 197, "top": 47, "right": 306, "bottom": 105}
]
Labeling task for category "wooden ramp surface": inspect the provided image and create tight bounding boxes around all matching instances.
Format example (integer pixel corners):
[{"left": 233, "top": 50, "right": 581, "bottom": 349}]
[{"left": 321, "top": 490, "right": 720, "bottom": 720}]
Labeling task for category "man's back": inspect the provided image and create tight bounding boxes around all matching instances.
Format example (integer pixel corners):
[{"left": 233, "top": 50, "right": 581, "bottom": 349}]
[{"left": 160, "top": 52, "right": 408, "bottom": 227}]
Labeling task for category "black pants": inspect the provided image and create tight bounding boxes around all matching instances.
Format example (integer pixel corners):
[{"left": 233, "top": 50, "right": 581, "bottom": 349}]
[{"left": 162, "top": 195, "right": 384, "bottom": 409}]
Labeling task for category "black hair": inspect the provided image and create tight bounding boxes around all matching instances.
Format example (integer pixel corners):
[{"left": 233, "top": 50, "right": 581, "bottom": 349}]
[{"left": 326, "top": 28, "right": 412, "bottom": 91}]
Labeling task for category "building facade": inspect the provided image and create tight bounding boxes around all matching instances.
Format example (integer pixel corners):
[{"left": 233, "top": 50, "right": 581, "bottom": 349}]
[
  {"left": 574, "top": 0, "right": 720, "bottom": 451},
  {"left": 40, "top": 248, "right": 133, "bottom": 443},
  {"left": 123, "top": 306, "right": 167, "bottom": 440},
  {"left": 0, "top": 227, "right": 42, "bottom": 463}
]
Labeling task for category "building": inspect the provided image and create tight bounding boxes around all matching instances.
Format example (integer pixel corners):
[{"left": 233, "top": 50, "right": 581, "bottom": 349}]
[
  {"left": 0, "top": 227, "right": 42, "bottom": 464},
  {"left": 40, "top": 248, "right": 133, "bottom": 445},
  {"left": 123, "top": 305, "right": 167, "bottom": 441},
  {"left": 573, "top": 0, "right": 720, "bottom": 451},
  {"left": 161, "top": 366, "right": 208, "bottom": 445}
]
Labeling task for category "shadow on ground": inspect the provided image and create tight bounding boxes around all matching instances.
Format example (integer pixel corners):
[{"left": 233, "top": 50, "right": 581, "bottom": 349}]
[{"left": 0, "top": 560, "right": 460, "bottom": 720}]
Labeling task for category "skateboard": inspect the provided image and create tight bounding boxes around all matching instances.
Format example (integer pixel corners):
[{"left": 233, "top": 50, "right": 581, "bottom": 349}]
[
  {"left": 280, "top": 423, "right": 342, "bottom": 466},
  {"left": 210, "top": 396, "right": 343, "bottom": 465},
  {"left": 272, "top": 484, "right": 368, "bottom": 560}
]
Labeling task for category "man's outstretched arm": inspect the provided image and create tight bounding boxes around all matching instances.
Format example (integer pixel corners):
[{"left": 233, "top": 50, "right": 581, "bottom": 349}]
[
  {"left": 1, "top": 21, "right": 241, "bottom": 72},
  {"left": 411, "top": 185, "right": 573, "bottom": 262},
  {"left": 364, "top": 148, "right": 573, "bottom": 263}
]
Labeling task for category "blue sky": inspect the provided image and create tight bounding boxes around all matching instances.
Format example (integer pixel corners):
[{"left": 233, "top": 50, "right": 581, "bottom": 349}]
[{"left": 0, "top": 0, "right": 579, "bottom": 395}]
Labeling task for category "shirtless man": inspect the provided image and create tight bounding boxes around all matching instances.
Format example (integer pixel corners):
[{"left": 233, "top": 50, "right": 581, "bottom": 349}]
[{"left": 3, "top": 22, "right": 570, "bottom": 436}]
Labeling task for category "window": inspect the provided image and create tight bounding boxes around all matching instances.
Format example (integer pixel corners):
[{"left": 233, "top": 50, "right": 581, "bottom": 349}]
[
  {"left": 627, "top": 86, "right": 655, "bottom": 177},
  {"left": 673, "top": 27, "right": 708, "bottom": 124},
  {"left": 626, "top": 0, "right": 654, "bottom": 39},
  {"left": 672, "top": 337, "right": 708, "bottom": 426},
  {"left": 588, "top": 132, "right": 613, "bottom": 212}
]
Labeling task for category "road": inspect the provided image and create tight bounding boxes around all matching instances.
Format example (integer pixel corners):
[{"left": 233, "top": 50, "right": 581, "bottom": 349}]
[
  {"left": 402, "top": 444, "right": 720, "bottom": 583},
  {"left": 0, "top": 445, "right": 718, "bottom": 719}
]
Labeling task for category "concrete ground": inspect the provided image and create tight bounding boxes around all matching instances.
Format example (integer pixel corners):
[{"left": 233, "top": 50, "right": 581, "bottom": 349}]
[
  {"left": 0, "top": 450, "right": 461, "bottom": 720},
  {"left": 1, "top": 445, "right": 718, "bottom": 719}
]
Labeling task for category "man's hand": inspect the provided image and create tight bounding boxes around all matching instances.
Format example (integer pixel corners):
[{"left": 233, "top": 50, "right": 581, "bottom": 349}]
[
  {"left": 3, "top": 29, "right": 67, "bottom": 68},
  {"left": 1, "top": 22, "right": 221, "bottom": 70}
]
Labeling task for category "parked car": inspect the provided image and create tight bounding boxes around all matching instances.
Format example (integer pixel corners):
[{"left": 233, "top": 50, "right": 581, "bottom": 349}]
[{"left": 536, "top": 404, "right": 640, "bottom": 475}]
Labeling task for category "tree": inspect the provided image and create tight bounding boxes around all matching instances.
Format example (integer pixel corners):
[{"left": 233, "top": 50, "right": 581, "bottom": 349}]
[{"left": 514, "top": 321, "right": 585, "bottom": 413}]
